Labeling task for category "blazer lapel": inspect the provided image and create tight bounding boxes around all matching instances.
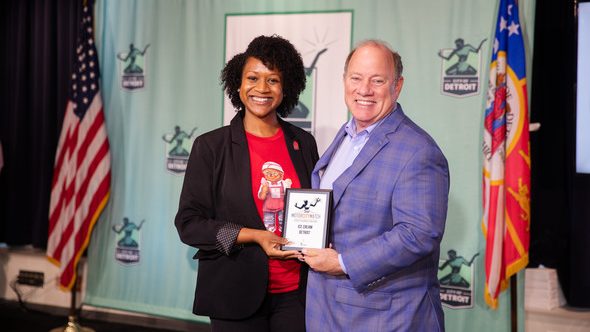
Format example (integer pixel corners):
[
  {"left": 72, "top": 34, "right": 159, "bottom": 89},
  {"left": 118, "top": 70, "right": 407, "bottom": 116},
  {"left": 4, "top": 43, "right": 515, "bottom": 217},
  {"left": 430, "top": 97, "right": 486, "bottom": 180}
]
[
  {"left": 312, "top": 125, "right": 347, "bottom": 188},
  {"left": 331, "top": 143, "right": 386, "bottom": 208},
  {"left": 331, "top": 106, "right": 407, "bottom": 208},
  {"left": 281, "top": 118, "right": 310, "bottom": 188},
  {"left": 229, "top": 113, "right": 263, "bottom": 229}
]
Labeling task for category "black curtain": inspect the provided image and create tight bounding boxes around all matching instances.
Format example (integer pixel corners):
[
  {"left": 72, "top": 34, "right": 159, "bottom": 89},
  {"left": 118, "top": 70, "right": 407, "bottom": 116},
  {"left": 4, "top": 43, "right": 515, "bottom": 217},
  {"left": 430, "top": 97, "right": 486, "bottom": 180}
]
[
  {"left": 0, "top": 0, "right": 82, "bottom": 248},
  {"left": 530, "top": 0, "right": 590, "bottom": 307}
]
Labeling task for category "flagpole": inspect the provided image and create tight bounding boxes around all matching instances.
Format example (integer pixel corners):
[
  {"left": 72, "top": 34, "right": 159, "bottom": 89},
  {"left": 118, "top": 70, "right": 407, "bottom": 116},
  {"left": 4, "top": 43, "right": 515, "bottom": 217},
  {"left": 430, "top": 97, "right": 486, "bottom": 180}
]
[
  {"left": 510, "top": 275, "right": 517, "bottom": 332},
  {"left": 49, "top": 265, "right": 95, "bottom": 332}
]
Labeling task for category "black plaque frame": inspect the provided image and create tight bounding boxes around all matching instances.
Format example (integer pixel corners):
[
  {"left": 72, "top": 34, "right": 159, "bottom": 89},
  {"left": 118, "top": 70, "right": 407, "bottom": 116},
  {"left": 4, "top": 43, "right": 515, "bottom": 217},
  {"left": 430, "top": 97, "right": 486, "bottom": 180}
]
[{"left": 281, "top": 188, "right": 332, "bottom": 251}]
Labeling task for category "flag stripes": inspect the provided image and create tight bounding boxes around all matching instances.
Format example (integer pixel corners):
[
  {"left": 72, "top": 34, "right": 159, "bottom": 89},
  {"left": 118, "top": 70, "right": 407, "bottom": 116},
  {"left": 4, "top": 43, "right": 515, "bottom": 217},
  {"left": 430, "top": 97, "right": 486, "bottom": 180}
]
[{"left": 47, "top": 0, "right": 111, "bottom": 290}]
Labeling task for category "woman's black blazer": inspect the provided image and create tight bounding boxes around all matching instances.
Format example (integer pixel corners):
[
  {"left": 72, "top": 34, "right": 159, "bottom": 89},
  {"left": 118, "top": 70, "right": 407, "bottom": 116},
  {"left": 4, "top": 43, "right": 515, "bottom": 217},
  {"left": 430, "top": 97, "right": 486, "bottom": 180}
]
[{"left": 175, "top": 112, "right": 319, "bottom": 319}]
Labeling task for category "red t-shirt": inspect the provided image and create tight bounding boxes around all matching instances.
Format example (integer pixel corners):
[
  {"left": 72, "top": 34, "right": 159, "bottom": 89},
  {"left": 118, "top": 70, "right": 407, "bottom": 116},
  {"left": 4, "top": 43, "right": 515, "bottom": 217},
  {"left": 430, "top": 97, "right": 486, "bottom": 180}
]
[{"left": 246, "top": 128, "right": 301, "bottom": 294}]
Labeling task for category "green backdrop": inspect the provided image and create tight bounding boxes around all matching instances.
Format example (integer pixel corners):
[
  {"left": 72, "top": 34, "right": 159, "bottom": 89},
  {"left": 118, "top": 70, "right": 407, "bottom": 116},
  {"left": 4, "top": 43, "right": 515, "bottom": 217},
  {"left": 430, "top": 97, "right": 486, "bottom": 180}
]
[{"left": 85, "top": 0, "right": 536, "bottom": 330}]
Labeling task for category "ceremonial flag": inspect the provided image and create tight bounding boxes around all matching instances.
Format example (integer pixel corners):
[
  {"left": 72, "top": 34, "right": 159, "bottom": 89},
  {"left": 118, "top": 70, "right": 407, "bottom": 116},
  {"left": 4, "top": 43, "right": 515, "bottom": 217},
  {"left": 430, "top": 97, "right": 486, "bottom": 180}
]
[
  {"left": 482, "top": 0, "right": 531, "bottom": 309},
  {"left": 47, "top": 0, "right": 111, "bottom": 290}
]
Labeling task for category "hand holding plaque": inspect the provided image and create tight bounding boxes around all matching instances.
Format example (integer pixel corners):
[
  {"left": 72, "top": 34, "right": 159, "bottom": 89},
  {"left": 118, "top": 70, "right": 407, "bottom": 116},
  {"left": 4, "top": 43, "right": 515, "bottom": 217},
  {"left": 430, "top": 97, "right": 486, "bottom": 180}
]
[{"left": 281, "top": 189, "right": 332, "bottom": 251}]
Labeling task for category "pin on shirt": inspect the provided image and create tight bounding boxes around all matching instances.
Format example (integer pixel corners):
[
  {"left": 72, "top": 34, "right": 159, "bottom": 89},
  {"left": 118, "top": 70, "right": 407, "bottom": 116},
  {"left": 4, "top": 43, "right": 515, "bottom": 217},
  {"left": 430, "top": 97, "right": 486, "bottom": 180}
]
[{"left": 293, "top": 141, "right": 300, "bottom": 151}]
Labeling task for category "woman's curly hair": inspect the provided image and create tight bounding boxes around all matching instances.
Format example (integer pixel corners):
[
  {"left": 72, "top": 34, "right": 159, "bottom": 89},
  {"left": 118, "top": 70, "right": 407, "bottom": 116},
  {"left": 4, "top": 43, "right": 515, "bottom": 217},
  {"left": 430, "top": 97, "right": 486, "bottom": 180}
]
[{"left": 221, "top": 35, "right": 306, "bottom": 118}]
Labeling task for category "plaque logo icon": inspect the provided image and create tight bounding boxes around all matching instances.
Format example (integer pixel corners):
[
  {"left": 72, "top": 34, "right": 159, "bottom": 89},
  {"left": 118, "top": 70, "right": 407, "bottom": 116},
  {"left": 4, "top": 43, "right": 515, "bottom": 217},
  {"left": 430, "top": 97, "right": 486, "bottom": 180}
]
[{"left": 294, "top": 197, "right": 321, "bottom": 212}]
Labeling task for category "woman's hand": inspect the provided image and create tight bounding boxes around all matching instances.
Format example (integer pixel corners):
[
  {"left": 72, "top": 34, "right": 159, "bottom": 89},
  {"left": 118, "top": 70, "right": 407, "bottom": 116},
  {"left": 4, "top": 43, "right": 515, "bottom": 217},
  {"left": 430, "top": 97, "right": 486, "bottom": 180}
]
[{"left": 237, "top": 228, "right": 300, "bottom": 259}]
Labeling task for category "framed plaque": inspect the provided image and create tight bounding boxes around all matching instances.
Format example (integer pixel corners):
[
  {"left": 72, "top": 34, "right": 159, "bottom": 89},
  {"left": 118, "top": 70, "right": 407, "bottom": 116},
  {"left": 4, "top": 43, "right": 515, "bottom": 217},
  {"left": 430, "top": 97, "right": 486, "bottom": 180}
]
[{"left": 281, "top": 188, "right": 332, "bottom": 251}]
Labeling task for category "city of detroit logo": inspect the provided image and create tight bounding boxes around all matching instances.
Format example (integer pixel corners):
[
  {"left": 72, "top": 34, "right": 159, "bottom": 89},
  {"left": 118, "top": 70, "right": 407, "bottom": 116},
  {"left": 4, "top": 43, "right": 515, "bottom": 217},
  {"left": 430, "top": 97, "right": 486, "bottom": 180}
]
[
  {"left": 438, "top": 249, "right": 479, "bottom": 309},
  {"left": 162, "top": 125, "right": 198, "bottom": 175},
  {"left": 117, "top": 43, "right": 150, "bottom": 90},
  {"left": 112, "top": 217, "right": 145, "bottom": 265},
  {"left": 438, "top": 38, "right": 487, "bottom": 97}
]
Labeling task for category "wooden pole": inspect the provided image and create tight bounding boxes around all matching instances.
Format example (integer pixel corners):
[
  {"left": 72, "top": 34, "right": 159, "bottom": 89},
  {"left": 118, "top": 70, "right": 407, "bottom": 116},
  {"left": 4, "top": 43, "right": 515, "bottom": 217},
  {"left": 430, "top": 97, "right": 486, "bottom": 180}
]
[{"left": 510, "top": 275, "right": 517, "bottom": 332}]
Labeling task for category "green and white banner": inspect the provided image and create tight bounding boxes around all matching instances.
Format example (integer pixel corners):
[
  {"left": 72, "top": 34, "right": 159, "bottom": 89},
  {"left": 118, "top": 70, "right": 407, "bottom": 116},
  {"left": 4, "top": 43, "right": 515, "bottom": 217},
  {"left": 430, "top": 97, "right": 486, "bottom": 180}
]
[
  {"left": 85, "top": 0, "right": 535, "bottom": 329},
  {"left": 224, "top": 11, "right": 352, "bottom": 151}
]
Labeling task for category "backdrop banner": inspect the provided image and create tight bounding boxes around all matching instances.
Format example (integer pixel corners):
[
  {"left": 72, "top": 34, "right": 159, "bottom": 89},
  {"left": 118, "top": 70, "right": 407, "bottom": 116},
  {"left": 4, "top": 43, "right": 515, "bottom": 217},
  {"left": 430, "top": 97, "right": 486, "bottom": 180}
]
[{"left": 85, "top": 0, "right": 535, "bottom": 329}]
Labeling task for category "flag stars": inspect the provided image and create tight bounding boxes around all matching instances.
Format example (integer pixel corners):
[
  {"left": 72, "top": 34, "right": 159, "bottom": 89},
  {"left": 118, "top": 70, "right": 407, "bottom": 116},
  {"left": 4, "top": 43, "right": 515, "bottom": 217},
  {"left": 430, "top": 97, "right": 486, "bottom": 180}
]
[
  {"left": 499, "top": 17, "right": 507, "bottom": 32},
  {"left": 508, "top": 4, "right": 513, "bottom": 16},
  {"left": 67, "top": 4, "right": 99, "bottom": 117},
  {"left": 508, "top": 21, "right": 520, "bottom": 36}
]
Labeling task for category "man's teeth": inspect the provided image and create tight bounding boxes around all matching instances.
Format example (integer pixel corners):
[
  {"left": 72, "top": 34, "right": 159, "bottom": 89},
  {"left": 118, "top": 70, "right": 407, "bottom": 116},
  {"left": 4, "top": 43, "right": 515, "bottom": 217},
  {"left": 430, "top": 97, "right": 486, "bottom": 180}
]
[{"left": 356, "top": 99, "right": 375, "bottom": 105}]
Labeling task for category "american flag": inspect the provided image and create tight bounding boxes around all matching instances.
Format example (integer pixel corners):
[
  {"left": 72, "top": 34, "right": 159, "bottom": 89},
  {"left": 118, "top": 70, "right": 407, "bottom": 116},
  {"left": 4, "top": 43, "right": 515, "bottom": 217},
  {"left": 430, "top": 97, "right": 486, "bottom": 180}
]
[
  {"left": 482, "top": 0, "right": 530, "bottom": 308},
  {"left": 47, "top": 0, "right": 111, "bottom": 290}
]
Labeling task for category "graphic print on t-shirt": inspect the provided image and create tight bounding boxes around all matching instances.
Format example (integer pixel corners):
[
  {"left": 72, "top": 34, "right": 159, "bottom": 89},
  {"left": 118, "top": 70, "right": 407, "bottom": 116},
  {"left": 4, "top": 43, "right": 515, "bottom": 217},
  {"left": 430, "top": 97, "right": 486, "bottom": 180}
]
[{"left": 257, "top": 161, "right": 292, "bottom": 232}]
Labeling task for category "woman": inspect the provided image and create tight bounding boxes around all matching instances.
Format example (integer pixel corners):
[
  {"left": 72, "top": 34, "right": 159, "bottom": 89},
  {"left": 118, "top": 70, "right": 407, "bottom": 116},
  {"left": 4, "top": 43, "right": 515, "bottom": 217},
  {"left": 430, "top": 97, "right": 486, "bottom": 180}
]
[{"left": 175, "top": 35, "right": 319, "bottom": 332}]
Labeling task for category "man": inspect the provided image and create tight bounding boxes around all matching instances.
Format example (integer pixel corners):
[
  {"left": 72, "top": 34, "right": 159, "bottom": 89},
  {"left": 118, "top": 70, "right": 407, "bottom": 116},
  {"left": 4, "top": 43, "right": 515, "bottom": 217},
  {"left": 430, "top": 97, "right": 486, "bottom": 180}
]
[{"left": 302, "top": 40, "right": 450, "bottom": 331}]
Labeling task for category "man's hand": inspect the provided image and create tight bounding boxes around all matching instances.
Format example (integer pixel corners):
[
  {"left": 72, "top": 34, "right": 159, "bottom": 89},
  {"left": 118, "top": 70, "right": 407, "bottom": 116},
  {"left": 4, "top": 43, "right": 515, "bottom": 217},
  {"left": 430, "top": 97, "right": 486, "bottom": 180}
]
[{"left": 301, "top": 248, "right": 345, "bottom": 276}]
